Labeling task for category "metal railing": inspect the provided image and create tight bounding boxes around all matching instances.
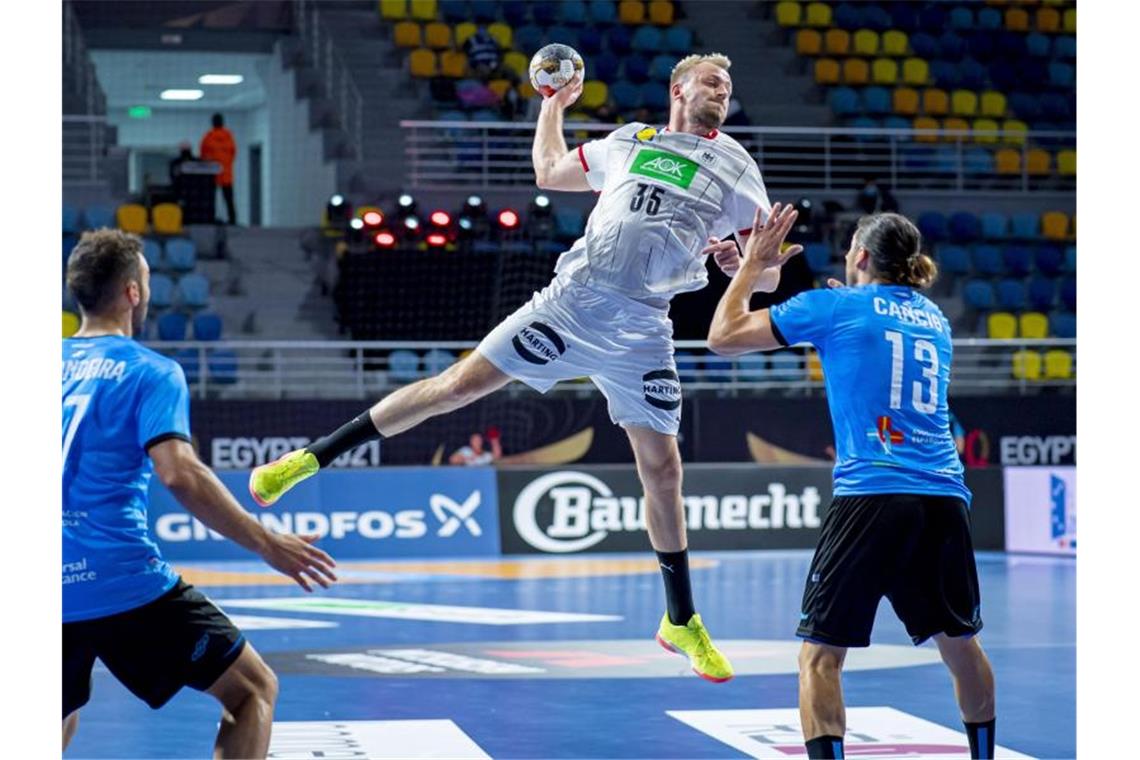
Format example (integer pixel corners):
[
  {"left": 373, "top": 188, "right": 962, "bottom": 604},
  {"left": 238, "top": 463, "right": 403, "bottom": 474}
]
[
  {"left": 63, "top": 115, "right": 112, "bottom": 186},
  {"left": 295, "top": 0, "right": 365, "bottom": 159},
  {"left": 145, "top": 338, "right": 1076, "bottom": 400},
  {"left": 402, "top": 121, "right": 1076, "bottom": 193}
]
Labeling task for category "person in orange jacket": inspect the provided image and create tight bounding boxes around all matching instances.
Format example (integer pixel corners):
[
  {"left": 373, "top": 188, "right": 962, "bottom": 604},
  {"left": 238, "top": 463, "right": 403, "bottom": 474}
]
[{"left": 200, "top": 113, "right": 237, "bottom": 225}]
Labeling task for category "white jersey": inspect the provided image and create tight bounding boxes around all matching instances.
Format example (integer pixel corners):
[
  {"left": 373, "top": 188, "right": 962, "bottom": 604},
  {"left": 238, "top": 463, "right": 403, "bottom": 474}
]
[{"left": 555, "top": 122, "right": 771, "bottom": 306}]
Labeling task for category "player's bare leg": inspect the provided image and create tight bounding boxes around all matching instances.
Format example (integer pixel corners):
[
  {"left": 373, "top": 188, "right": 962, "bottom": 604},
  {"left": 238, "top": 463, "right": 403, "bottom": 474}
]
[
  {"left": 627, "top": 425, "right": 734, "bottom": 682},
  {"left": 63, "top": 711, "right": 79, "bottom": 751},
  {"left": 936, "top": 633, "right": 996, "bottom": 759},
  {"left": 798, "top": 641, "right": 848, "bottom": 757},
  {"left": 205, "top": 645, "right": 278, "bottom": 759}
]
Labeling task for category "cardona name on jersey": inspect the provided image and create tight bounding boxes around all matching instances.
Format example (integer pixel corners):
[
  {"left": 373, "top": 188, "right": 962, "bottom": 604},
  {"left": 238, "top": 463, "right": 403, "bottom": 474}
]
[
  {"left": 872, "top": 296, "right": 945, "bottom": 333},
  {"left": 64, "top": 357, "right": 128, "bottom": 383}
]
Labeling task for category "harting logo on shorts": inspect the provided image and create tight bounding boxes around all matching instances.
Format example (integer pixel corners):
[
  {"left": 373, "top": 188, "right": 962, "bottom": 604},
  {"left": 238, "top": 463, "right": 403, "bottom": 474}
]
[
  {"left": 513, "top": 471, "right": 822, "bottom": 553},
  {"left": 512, "top": 321, "right": 567, "bottom": 365},
  {"left": 643, "top": 369, "right": 681, "bottom": 411}
]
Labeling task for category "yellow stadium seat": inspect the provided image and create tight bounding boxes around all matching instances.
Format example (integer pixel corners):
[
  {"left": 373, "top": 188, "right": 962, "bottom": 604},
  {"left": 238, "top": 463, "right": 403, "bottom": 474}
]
[
  {"left": 423, "top": 21, "right": 450, "bottom": 49},
  {"left": 1019, "top": 312, "right": 1049, "bottom": 340},
  {"left": 409, "top": 48, "right": 438, "bottom": 77},
  {"left": 517, "top": 80, "right": 536, "bottom": 100},
  {"left": 824, "top": 28, "right": 850, "bottom": 56},
  {"left": 805, "top": 2, "right": 832, "bottom": 27},
  {"left": 881, "top": 30, "right": 908, "bottom": 56},
  {"left": 1063, "top": 7, "right": 1075, "bottom": 33},
  {"left": 502, "top": 51, "right": 529, "bottom": 79},
  {"left": 814, "top": 58, "right": 840, "bottom": 85},
  {"left": 913, "top": 116, "right": 940, "bottom": 143},
  {"left": 439, "top": 49, "right": 466, "bottom": 78},
  {"left": 872, "top": 58, "right": 898, "bottom": 85},
  {"left": 797, "top": 29, "right": 823, "bottom": 56},
  {"left": 393, "top": 21, "right": 422, "bottom": 48},
  {"left": 619, "top": 0, "right": 646, "bottom": 24},
  {"left": 409, "top": 0, "right": 436, "bottom": 21},
  {"left": 487, "top": 22, "right": 512, "bottom": 49},
  {"left": 922, "top": 88, "right": 949, "bottom": 116},
  {"left": 980, "top": 90, "right": 1007, "bottom": 118},
  {"left": 1042, "top": 211, "right": 1069, "bottom": 240},
  {"left": 648, "top": 0, "right": 674, "bottom": 25},
  {"left": 116, "top": 203, "right": 148, "bottom": 234},
  {"left": 1012, "top": 350, "right": 1042, "bottom": 381},
  {"left": 1057, "top": 149, "right": 1076, "bottom": 176},
  {"left": 951, "top": 89, "right": 978, "bottom": 117},
  {"left": 1036, "top": 6, "right": 1060, "bottom": 32},
  {"left": 487, "top": 78, "right": 513, "bottom": 99},
  {"left": 1043, "top": 350, "right": 1073, "bottom": 380},
  {"left": 893, "top": 87, "right": 919, "bottom": 115},
  {"left": 972, "top": 118, "right": 999, "bottom": 144},
  {"left": 151, "top": 203, "right": 183, "bottom": 235},
  {"left": 1026, "top": 148, "right": 1051, "bottom": 176},
  {"left": 454, "top": 21, "right": 476, "bottom": 46},
  {"left": 580, "top": 80, "right": 608, "bottom": 109},
  {"left": 987, "top": 312, "right": 1017, "bottom": 340},
  {"left": 380, "top": 0, "right": 408, "bottom": 21},
  {"left": 994, "top": 148, "right": 1021, "bottom": 175},
  {"left": 943, "top": 117, "right": 970, "bottom": 142},
  {"left": 853, "top": 29, "right": 879, "bottom": 56},
  {"left": 1001, "top": 119, "right": 1028, "bottom": 146},
  {"left": 63, "top": 310, "right": 80, "bottom": 338},
  {"left": 902, "top": 57, "right": 928, "bottom": 85},
  {"left": 775, "top": 1, "right": 801, "bottom": 27},
  {"left": 843, "top": 57, "right": 870, "bottom": 85},
  {"left": 807, "top": 352, "right": 824, "bottom": 382},
  {"left": 1005, "top": 7, "right": 1029, "bottom": 31}
]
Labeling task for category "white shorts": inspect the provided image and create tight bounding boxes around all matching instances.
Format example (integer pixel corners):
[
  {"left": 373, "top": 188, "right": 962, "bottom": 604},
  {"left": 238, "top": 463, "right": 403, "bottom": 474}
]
[{"left": 477, "top": 276, "right": 682, "bottom": 436}]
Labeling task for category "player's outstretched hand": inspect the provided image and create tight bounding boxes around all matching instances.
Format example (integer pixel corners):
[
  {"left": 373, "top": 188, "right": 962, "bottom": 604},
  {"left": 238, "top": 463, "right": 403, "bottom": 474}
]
[
  {"left": 262, "top": 533, "right": 338, "bottom": 592},
  {"left": 545, "top": 74, "right": 583, "bottom": 110},
  {"left": 741, "top": 202, "right": 804, "bottom": 272}
]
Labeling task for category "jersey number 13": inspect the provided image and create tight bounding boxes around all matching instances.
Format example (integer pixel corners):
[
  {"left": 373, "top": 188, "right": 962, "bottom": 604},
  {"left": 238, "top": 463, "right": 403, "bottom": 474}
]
[{"left": 884, "top": 330, "right": 939, "bottom": 414}]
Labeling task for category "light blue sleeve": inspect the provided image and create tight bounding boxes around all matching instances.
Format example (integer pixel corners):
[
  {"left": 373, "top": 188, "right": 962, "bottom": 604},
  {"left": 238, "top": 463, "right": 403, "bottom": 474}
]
[
  {"left": 137, "top": 362, "right": 191, "bottom": 450},
  {"left": 768, "top": 288, "right": 841, "bottom": 349}
]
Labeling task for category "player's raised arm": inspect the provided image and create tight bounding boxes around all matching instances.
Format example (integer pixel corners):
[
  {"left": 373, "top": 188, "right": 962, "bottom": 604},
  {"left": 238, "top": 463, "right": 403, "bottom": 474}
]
[{"left": 532, "top": 75, "right": 592, "bottom": 192}]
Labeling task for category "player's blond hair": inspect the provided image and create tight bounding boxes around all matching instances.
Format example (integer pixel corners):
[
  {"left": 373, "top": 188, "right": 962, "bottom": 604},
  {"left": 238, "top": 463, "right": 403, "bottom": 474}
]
[{"left": 669, "top": 53, "right": 732, "bottom": 88}]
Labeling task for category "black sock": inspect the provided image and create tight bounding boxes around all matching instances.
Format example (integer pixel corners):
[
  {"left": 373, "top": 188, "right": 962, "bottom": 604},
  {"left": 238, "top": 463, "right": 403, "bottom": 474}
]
[
  {"left": 305, "top": 412, "right": 382, "bottom": 468},
  {"left": 964, "top": 718, "right": 995, "bottom": 759},
  {"left": 656, "top": 549, "right": 695, "bottom": 625},
  {"left": 805, "top": 735, "right": 844, "bottom": 759}
]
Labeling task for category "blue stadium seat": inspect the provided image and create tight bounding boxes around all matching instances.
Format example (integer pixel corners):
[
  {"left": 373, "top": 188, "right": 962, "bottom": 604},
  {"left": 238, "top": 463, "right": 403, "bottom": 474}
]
[
  {"left": 949, "top": 6, "right": 973, "bottom": 30},
  {"left": 675, "top": 351, "right": 701, "bottom": 383},
  {"left": 193, "top": 312, "right": 223, "bottom": 341},
  {"left": 63, "top": 204, "right": 81, "bottom": 234},
  {"left": 963, "top": 279, "right": 995, "bottom": 310},
  {"left": 1054, "top": 35, "right": 1076, "bottom": 61},
  {"left": 1028, "top": 276, "right": 1057, "bottom": 311},
  {"left": 514, "top": 25, "right": 543, "bottom": 53},
  {"left": 938, "top": 245, "right": 971, "bottom": 276},
  {"left": 965, "top": 32, "right": 995, "bottom": 61},
  {"left": 980, "top": 212, "right": 1007, "bottom": 240},
  {"left": 1035, "top": 246, "right": 1064, "bottom": 277},
  {"left": 958, "top": 59, "right": 988, "bottom": 90},
  {"left": 849, "top": 116, "right": 881, "bottom": 137},
  {"left": 423, "top": 348, "right": 456, "bottom": 374},
  {"left": 157, "top": 312, "right": 188, "bottom": 341},
  {"left": 735, "top": 354, "right": 769, "bottom": 381},
  {"left": 909, "top": 33, "right": 939, "bottom": 59},
  {"left": 930, "top": 146, "right": 958, "bottom": 174},
  {"left": 1051, "top": 311, "right": 1076, "bottom": 339},
  {"left": 606, "top": 25, "right": 632, "bottom": 54},
  {"left": 546, "top": 25, "right": 580, "bottom": 50},
  {"left": 559, "top": 0, "right": 588, "bottom": 25},
  {"left": 631, "top": 26, "right": 663, "bottom": 53},
  {"left": 142, "top": 238, "right": 163, "bottom": 270},
  {"left": 930, "top": 60, "right": 961, "bottom": 89},
  {"left": 84, "top": 204, "right": 115, "bottom": 230},
  {"left": 502, "top": 1, "right": 529, "bottom": 26},
  {"left": 768, "top": 352, "right": 803, "bottom": 382},
  {"left": 439, "top": 0, "right": 468, "bottom": 22},
  {"left": 938, "top": 32, "right": 967, "bottom": 59},
  {"left": 1049, "top": 62, "right": 1075, "bottom": 89},
  {"left": 862, "top": 86, "right": 891, "bottom": 116},
  {"left": 649, "top": 54, "right": 675, "bottom": 82},
  {"left": 1002, "top": 246, "right": 1033, "bottom": 277},
  {"left": 1060, "top": 276, "right": 1076, "bottom": 311},
  {"left": 883, "top": 115, "right": 910, "bottom": 131},
  {"left": 918, "top": 6, "right": 948, "bottom": 31},
  {"left": 589, "top": 1, "right": 618, "bottom": 25},
  {"left": 1008, "top": 92, "right": 1042, "bottom": 122},
  {"left": 1010, "top": 213, "right": 1039, "bottom": 239},
  {"left": 470, "top": 0, "right": 497, "bottom": 22},
  {"left": 207, "top": 349, "right": 239, "bottom": 385},
  {"left": 164, "top": 237, "right": 197, "bottom": 272},
  {"left": 177, "top": 273, "right": 210, "bottom": 309},
  {"left": 833, "top": 3, "right": 861, "bottom": 28},
  {"left": 829, "top": 87, "right": 860, "bottom": 117},
  {"left": 804, "top": 243, "right": 832, "bottom": 274},
  {"left": 623, "top": 53, "right": 650, "bottom": 83},
  {"left": 149, "top": 274, "right": 175, "bottom": 309},
  {"left": 664, "top": 26, "right": 693, "bottom": 54},
  {"left": 174, "top": 349, "right": 200, "bottom": 384},
  {"left": 594, "top": 51, "right": 621, "bottom": 82},
  {"left": 971, "top": 245, "right": 1004, "bottom": 276},
  {"left": 963, "top": 147, "right": 994, "bottom": 176},
  {"left": 1040, "top": 93, "right": 1073, "bottom": 123},
  {"left": 555, "top": 208, "right": 585, "bottom": 240},
  {"left": 1063, "top": 245, "right": 1076, "bottom": 274},
  {"left": 578, "top": 27, "right": 604, "bottom": 55},
  {"left": 996, "top": 279, "right": 1027, "bottom": 311},
  {"left": 640, "top": 81, "right": 669, "bottom": 110},
  {"left": 1025, "top": 33, "right": 1051, "bottom": 58},
  {"left": 949, "top": 212, "right": 982, "bottom": 243},
  {"left": 389, "top": 349, "right": 422, "bottom": 382},
  {"left": 863, "top": 5, "right": 892, "bottom": 31},
  {"left": 917, "top": 212, "right": 949, "bottom": 242},
  {"left": 977, "top": 6, "right": 1002, "bottom": 30},
  {"left": 702, "top": 354, "right": 733, "bottom": 383},
  {"left": 888, "top": 1, "right": 921, "bottom": 32},
  {"left": 609, "top": 79, "right": 642, "bottom": 109},
  {"left": 532, "top": 2, "right": 557, "bottom": 25},
  {"left": 469, "top": 108, "right": 499, "bottom": 122},
  {"left": 62, "top": 235, "right": 77, "bottom": 266}
]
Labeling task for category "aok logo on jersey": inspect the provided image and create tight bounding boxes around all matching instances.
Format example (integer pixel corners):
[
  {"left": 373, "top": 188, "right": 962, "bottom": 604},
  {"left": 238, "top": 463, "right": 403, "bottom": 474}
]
[{"left": 630, "top": 149, "right": 699, "bottom": 189}]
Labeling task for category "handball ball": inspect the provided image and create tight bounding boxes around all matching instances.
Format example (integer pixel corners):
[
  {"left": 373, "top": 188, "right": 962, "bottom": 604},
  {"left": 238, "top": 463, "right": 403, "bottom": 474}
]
[{"left": 529, "top": 44, "right": 585, "bottom": 97}]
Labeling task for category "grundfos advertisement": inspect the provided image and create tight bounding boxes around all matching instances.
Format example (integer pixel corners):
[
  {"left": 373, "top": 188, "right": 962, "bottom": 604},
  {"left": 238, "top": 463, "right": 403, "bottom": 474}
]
[{"left": 1003, "top": 466, "right": 1076, "bottom": 556}]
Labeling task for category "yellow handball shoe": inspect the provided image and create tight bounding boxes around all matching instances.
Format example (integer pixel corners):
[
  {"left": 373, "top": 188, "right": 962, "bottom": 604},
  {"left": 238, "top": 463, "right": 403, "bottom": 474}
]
[
  {"left": 655, "top": 612, "right": 734, "bottom": 683},
  {"left": 248, "top": 449, "right": 319, "bottom": 507}
]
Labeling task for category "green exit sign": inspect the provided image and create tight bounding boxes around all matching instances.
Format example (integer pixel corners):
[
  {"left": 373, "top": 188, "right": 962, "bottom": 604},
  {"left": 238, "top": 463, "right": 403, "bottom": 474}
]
[{"left": 127, "top": 105, "right": 152, "bottom": 119}]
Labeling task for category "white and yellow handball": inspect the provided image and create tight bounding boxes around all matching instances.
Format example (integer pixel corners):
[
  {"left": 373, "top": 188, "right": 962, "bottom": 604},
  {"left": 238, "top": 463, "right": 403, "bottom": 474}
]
[{"left": 528, "top": 44, "right": 586, "bottom": 97}]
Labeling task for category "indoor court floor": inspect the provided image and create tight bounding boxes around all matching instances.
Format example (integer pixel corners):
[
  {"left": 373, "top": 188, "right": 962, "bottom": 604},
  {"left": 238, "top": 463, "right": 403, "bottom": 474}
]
[{"left": 65, "top": 551, "right": 1075, "bottom": 759}]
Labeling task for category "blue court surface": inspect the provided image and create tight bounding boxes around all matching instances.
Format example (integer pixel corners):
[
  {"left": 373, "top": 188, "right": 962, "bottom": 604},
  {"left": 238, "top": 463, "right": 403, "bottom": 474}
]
[{"left": 65, "top": 551, "right": 1074, "bottom": 759}]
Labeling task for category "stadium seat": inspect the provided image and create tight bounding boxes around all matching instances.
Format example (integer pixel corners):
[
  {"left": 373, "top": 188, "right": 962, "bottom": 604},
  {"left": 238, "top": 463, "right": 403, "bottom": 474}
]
[
  {"left": 423, "top": 21, "right": 450, "bottom": 49},
  {"left": 139, "top": 238, "right": 162, "bottom": 270},
  {"left": 205, "top": 349, "right": 238, "bottom": 385},
  {"left": 62, "top": 310, "right": 80, "bottom": 338},
  {"left": 957, "top": 59, "right": 987, "bottom": 91},
  {"left": 1049, "top": 62, "right": 1075, "bottom": 89},
  {"left": 938, "top": 244, "right": 971, "bottom": 276},
  {"left": 949, "top": 6, "right": 974, "bottom": 30},
  {"left": 912, "top": 116, "right": 939, "bottom": 142},
  {"left": 486, "top": 78, "right": 512, "bottom": 99},
  {"left": 532, "top": 2, "right": 557, "bottom": 24},
  {"left": 578, "top": 26, "right": 604, "bottom": 54},
  {"left": 833, "top": 3, "right": 861, "bottom": 29},
  {"left": 454, "top": 21, "right": 477, "bottom": 47},
  {"left": 910, "top": 32, "right": 938, "bottom": 59},
  {"left": 1054, "top": 35, "right": 1076, "bottom": 60},
  {"left": 439, "top": 0, "right": 468, "bottom": 22},
  {"left": 647, "top": 0, "right": 673, "bottom": 25},
  {"left": 892, "top": 87, "right": 919, "bottom": 115},
  {"left": 902, "top": 58, "right": 928, "bottom": 85},
  {"left": 806, "top": 351, "right": 824, "bottom": 382},
  {"left": 797, "top": 29, "right": 823, "bottom": 55},
  {"left": 803, "top": 243, "right": 832, "bottom": 274},
  {"left": 1043, "top": 349, "right": 1073, "bottom": 380},
  {"left": 173, "top": 349, "right": 200, "bottom": 384},
  {"left": 843, "top": 58, "right": 870, "bottom": 85},
  {"left": 63, "top": 234, "right": 77, "bottom": 266},
  {"left": 994, "top": 148, "right": 1020, "bottom": 176},
  {"left": 192, "top": 312, "right": 223, "bottom": 341},
  {"left": 854, "top": 29, "right": 879, "bottom": 56},
  {"left": 620, "top": 0, "right": 646, "bottom": 24},
  {"left": 663, "top": 26, "right": 692, "bottom": 53},
  {"left": 996, "top": 279, "right": 1027, "bottom": 311},
  {"left": 1005, "top": 7, "right": 1029, "bottom": 32},
  {"left": 1028, "top": 276, "right": 1057, "bottom": 311},
  {"left": 389, "top": 350, "right": 421, "bottom": 382},
  {"left": 939, "top": 32, "right": 967, "bottom": 59},
  {"left": 149, "top": 274, "right": 175, "bottom": 309},
  {"left": 581, "top": 80, "right": 609, "bottom": 109},
  {"left": 674, "top": 351, "right": 701, "bottom": 383},
  {"left": 805, "top": 2, "right": 832, "bottom": 27},
  {"left": 768, "top": 352, "right": 803, "bottom": 382},
  {"left": 1051, "top": 311, "right": 1076, "bottom": 339},
  {"left": 409, "top": 48, "right": 438, "bottom": 78},
  {"left": 964, "top": 147, "right": 994, "bottom": 175},
  {"left": 631, "top": 25, "right": 662, "bottom": 51},
  {"left": 590, "top": 1, "right": 618, "bottom": 24},
  {"left": 1042, "top": 211, "right": 1069, "bottom": 241},
  {"left": 178, "top": 273, "right": 210, "bottom": 310},
  {"left": 922, "top": 88, "right": 949, "bottom": 116},
  {"left": 442, "top": 50, "right": 468, "bottom": 78},
  {"left": 1041, "top": 93, "right": 1073, "bottom": 123},
  {"left": 63, "top": 204, "right": 81, "bottom": 234},
  {"left": 624, "top": 53, "right": 650, "bottom": 83},
  {"left": 970, "top": 118, "right": 998, "bottom": 144},
  {"left": 734, "top": 354, "right": 769, "bottom": 381},
  {"left": 1011, "top": 350, "right": 1042, "bottom": 381},
  {"left": 881, "top": 30, "right": 907, "bottom": 56},
  {"left": 393, "top": 21, "right": 422, "bottom": 48},
  {"left": 487, "top": 22, "right": 512, "bottom": 49},
  {"left": 987, "top": 312, "right": 1016, "bottom": 339},
  {"left": 950, "top": 89, "right": 978, "bottom": 117},
  {"left": 963, "top": 279, "right": 995, "bottom": 311},
  {"left": 640, "top": 81, "right": 668, "bottom": 110},
  {"left": 421, "top": 348, "right": 455, "bottom": 375},
  {"left": 1063, "top": 245, "right": 1076, "bottom": 274},
  {"left": 883, "top": 115, "right": 911, "bottom": 132},
  {"left": 1036, "top": 6, "right": 1060, "bottom": 33},
  {"left": 971, "top": 244, "right": 1004, "bottom": 276},
  {"left": 829, "top": 87, "right": 860, "bottom": 117},
  {"left": 980, "top": 212, "right": 1007, "bottom": 239},
  {"left": 1002, "top": 245, "right": 1033, "bottom": 277},
  {"left": 977, "top": 7, "right": 1002, "bottom": 30},
  {"left": 380, "top": 0, "right": 408, "bottom": 20},
  {"left": 1001, "top": 119, "right": 1027, "bottom": 146},
  {"left": 609, "top": 79, "right": 641, "bottom": 108},
  {"left": 871, "top": 58, "right": 898, "bottom": 85},
  {"left": 949, "top": 212, "right": 982, "bottom": 243},
  {"left": 649, "top": 54, "right": 675, "bottom": 82},
  {"left": 560, "top": 0, "right": 588, "bottom": 25},
  {"left": 814, "top": 59, "right": 841, "bottom": 85},
  {"left": 1019, "top": 311, "right": 1049, "bottom": 340},
  {"left": 979, "top": 91, "right": 1007, "bottom": 119},
  {"left": 863, "top": 4, "right": 891, "bottom": 31},
  {"left": 151, "top": 203, "right": 183, "bottom": 235},
  {"left": 862, "top": 86, "right": 891, "bottom": 115},
  {"left": 116, "top": 204, "right": 148, "bottom": 234},
  {"left": 84, "top": 204, "right": 114, "bottom": 230},
  {"left": 1063, "top": 7, "right": 1076, "bottom": 33},
  {"left": 1060, "top": 276, "right": 1076, "bottom": 311},
  {"left": 409, "top": 0, "right": 437, "bottom": 21},
  {"left": 502, "top": 51, "right": 529, "bottom": 79},
  {"left": 1035, "top": 246, "right": 1064, "bottom": 277},
  {"left": 157, "top": 312, "right": 188, "bottom": 341},
  {"left": 1024, "top": 32, "right": 1050, "bottom": 58},
  {"left": 917, "top": 211, "right": 948, "bottom": 242},
  {"left": 1025, "top": 149, "right": 1051, "bottom": 176},
  {"left": 824, "top": 28, "right": 850, "bottom": 55},
  {"left": 164, "top": 237, "right": 196, "bottom": 273}
]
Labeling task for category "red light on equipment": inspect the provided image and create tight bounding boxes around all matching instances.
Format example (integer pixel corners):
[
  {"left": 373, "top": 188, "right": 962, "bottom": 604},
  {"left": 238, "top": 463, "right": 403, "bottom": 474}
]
[
  {"left": 363, "top": 210, "right": 384, "bottom": 227},
  {"left": 430, "top": 210, "right": 451, "bottom": 227},
  {"left": 374, "top": 231, "right": 397, "bottom": 248},
  {"left": 426, "top": 232, "right": 448, "bottom": 247},
  {"left": 497, "top": 209, "right": 520, "bottom": 229}
]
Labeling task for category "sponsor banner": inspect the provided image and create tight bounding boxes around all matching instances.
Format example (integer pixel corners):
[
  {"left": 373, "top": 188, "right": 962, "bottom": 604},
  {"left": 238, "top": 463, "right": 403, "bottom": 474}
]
[
  {"left": 148, "top": 467, "right": 500, "bottom": 560},
  {"left": 497, "top": 465, "right": 832, "bottom": 554},
  {"left": 1004, "top": 467, "right": 1076, "bottom": 555},
  {"left": 268, "top": 720, "right": 490, "bottom": 760},
  {"left": 668, "top": 707, "right": 1034, "bottom": 759},
  {"left": 222, "top": 597, "right": 621, "bottom": 625}
]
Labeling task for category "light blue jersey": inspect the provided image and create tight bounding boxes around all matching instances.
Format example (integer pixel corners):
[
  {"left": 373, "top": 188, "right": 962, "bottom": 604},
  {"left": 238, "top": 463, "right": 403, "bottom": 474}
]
[
  {"left": 63, "top": 336, "right": 189, "bottom": 622},
  {"left": 770, "top": 284, "right": 971, "bottom": 504}
]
